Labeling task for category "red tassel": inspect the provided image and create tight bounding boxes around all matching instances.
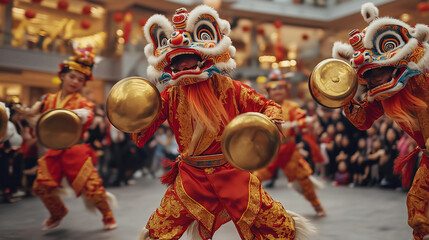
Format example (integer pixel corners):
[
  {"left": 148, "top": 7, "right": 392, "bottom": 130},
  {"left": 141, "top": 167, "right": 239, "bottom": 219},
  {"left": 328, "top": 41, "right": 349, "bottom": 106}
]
[
  {"left": 159, "top": 160, "right": 179, "bottom": 186},
  {"left": 393, "top": 147, "right": 420, "bottom": 188}
]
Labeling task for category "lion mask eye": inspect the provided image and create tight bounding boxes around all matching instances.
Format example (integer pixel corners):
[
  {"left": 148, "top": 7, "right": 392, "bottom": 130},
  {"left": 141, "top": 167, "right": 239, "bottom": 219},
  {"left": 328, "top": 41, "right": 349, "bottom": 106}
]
[
  {"left": 193, "top": 20, "right": 218, "bottom": 42},
  {"left": 375, "top": 30, "right": 405, "bottom": 54}
]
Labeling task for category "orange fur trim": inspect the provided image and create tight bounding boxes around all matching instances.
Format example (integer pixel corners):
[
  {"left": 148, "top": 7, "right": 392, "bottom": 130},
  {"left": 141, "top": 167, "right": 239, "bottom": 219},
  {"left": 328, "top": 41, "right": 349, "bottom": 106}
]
[
  {"left": 381, "top": 88, "right": 427, "bottom": 131},
  {"left": 184, "top": 80, "right": 230, "bottom": 132}
]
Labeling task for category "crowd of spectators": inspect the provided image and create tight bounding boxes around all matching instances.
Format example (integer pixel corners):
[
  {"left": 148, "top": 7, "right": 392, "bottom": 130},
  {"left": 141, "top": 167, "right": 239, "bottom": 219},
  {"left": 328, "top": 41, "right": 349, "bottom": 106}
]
[{"left": 0, "top": 94, "right": 418, "bottom": 203}]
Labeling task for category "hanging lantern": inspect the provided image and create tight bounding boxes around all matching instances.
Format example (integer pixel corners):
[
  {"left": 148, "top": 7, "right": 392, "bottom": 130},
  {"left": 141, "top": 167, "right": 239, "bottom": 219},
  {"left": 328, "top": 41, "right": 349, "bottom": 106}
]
[
  {"left": 257, "top": 28, "right": 265, "bottom": 35},
  {"left": 274, "top": 20, "right": 282, "bottom": 29},
  {"left": 57, "top": 0, "right": 69, "bottom": 10},
  {"left": 302, "top": 34, "right": 309, "bottom": 41},
  {"left": 31, "top": 0, "right": 43, "bottom": 3},
  {"left": 242, "top": 25, "right": 251, "bottom": 32},
  {"left": 139, "top": 18, "right": 147, "bottom": 27},
  {"left": 417, "top": 2, "right": 429, "bottom": 13},
  {"left": 82, "top": 5, "right": 92, "bottom": 15},
  {"left": 80, "top": 19, "right": 91, "bottom": 30},
  {"left": 113, "top": 12, "right": 124, "bottom": 23},
  {"left": 0, "top": 0, "right": 10, "bottom": 4},
  {"left": 25, "top": 10, "right": 36, "bottom": 19}
]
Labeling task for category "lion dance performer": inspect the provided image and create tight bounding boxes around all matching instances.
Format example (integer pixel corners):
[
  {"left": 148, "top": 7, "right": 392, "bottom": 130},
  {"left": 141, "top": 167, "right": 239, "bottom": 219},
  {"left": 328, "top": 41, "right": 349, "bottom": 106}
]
[
  {"left": 133, "top": 5, "right": 315, "bottom": 240},
  {"left": 253, "top": 73, "right": 326, "bottom": 217},
  {"left": 15, "top": 47, "right": 117, "bottom": 230},
  {"left": 332, "top": 3, "right": 429, "bottom": 239}
]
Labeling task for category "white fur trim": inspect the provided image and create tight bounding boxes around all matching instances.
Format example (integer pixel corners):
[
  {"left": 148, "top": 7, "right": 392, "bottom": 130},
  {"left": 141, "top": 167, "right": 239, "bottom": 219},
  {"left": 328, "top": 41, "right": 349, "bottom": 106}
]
[
  {"left": 137, "top": 228, "right": 154, "bottom": 240},
  {"left": 106, "top": 192, "right": 118, "bottom": 209},
  {"left": 147, "top": 65, "right": 162, "bottom": 82},
  {"left": 81, "top": 192, "right": 97, "bottom": 214},
  {"left": 216, "top": 59, "right": 236, "bottom": 72},
  {"left": 186, "top": 5, "right": 222, "bottom": 34},
  {"left": 54, "top": 178, "right": 72, "bottom": 197},
  {"left": 144, "top": 44, "right": 154, "bottom": 62},
  {"left": 363, "top": 17, "right": 413, "bottom": 49},
  {"left": 412, "top": 24, "right": 429, "bottom": 43},
  {"left": 287, "top": 210, "right": 317, "bottom": 240},
  {"left": 332, "top": 41, "right": 354, "bottom": 61},
  {"left": 361, "top": 2, "right": 379, "bottom": 23},
  {"left": 309, "top": 175, "right": 325, "bottom": 189},
  {"left": 185, "top": 221, "right": 203, "bottom": 240},
  {"left": 219, "top": 19, "right": 231, "bottom": 36},
  {"left": 143, "top": 14, "right": 173, "bottom": 46},
  {"left": 229, "top": 46, "right": 236, "bottom": 58}
]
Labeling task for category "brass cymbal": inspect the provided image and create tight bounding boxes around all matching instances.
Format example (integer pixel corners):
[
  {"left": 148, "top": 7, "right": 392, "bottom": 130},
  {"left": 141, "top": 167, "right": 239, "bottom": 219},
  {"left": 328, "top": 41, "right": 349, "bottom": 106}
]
[
  {"left": 0, "top": 104, "right": 8, "bottom": 142},
  {"left": 36, "top": 109, "right": 82, "bottom": 150},
  {"left": 309, "top": 58, "right": 357, "bottom": 108},
  {"left": 221, "top": 112, "right": 281, "bottom": 171},
  {"left": 106, "top": 77, "right": 161, "bottom": 133}
]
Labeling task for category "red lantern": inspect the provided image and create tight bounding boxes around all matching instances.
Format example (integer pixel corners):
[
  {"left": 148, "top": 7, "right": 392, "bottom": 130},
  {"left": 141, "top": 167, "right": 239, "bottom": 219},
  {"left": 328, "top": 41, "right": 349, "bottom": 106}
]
[
  {"left": 113, "top": 12, "right": 124, "bottom": 23},
  {"left": 0, "top": 0, "right": 10, "bottom": 4},
  {"left": 31, "top": 0, "right": 43, "bottom": 3},
  {"left": 57, "top": 0, "right": 69, "bottom": 10},
  {"left": 274, "top": 20, "right": 282, "bottom": 29},
  {"left": 139, "top": 18, "right": 147, "bottom": 27},
  {"left": 302, "top": 34, "right": 309, "bottom": 41},
  {"left": 25, "top": 10, "right": 36, "bottom": 19},
  {"left": 257, "top": 28, "right": 265, "bottom": 35},
  {"left": 242, "top": 25, "right": 250, "bottom": 32},
  {"left": 81, "top": 19, "right": 91, "bottom": 30},
  {"left": 417, "top": 2, "right": 429, "bottom": 12},
  {"left": 82, "top": 5, "right": 92, "bottom": 15}
]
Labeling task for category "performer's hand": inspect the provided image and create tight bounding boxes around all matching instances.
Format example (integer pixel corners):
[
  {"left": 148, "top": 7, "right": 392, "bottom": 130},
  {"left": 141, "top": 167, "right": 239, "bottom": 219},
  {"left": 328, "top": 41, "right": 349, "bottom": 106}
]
[
  {"left": 72, "top": 108, "right": 91, "bottom": 124},
  {"left": 280, "top": 121, "right": 298, "bottom": 136},
  {"left": 13, "top": 101, "right": 42, "bottom": 116}
]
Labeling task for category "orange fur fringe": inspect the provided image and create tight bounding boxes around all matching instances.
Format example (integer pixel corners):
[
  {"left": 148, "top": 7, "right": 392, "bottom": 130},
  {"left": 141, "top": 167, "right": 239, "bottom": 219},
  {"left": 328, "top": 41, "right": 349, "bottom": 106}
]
[
  {"left": 184, "top": 80, "right": 230, "bottom": 132},
  {"left": 381, "top": 88, "right": 427, "bottom": 131}
]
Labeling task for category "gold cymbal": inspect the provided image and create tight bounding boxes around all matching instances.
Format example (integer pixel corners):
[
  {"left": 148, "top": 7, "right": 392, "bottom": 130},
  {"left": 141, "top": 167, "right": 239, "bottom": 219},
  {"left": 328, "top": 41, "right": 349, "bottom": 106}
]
[
  {"left": 0, "top": 104, "right": 8, "bottom": 142},
  {"left": 36, "top": 109, "right": 82, "bottom": 150},
  {"left": 221, "top": 112, "right": 281, "bottom": 171},
  {"left": 106, "top": 77, "right": 161, "bottom": 133},
  {"left": 309, "top": 58, "right": 357, "bottom": 108}
]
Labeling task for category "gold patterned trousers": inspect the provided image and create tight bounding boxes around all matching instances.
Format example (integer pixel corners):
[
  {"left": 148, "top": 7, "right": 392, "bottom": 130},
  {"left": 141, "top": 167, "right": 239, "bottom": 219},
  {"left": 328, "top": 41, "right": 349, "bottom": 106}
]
[
  {"left": 144, "top": 186, "right": 295, "bottom": 240},
  {"left": 407, "top": 164, "right": 429, "bottom": 240},
  {"left": 33, "top": 171, "right": 115, "bottom": 225}
]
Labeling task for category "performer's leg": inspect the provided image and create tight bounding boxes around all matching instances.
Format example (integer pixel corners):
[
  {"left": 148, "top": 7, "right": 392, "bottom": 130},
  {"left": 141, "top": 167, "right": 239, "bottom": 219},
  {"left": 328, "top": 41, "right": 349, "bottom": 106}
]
[
  {"left": 297, "top": 176, "right": 326, "bottom": 217},
  {"left": 407, "top": 165, "right": 429, "bottom": 240},
  {"left": 139, "top": 186, "right": 195, "bottom": 240},
  {"left": 33, "top": 181, "right": 68, "bottom": 230},
  {"left": 250, "top": 188, "right": 296, "bottom": 240},
  {"left": 253, "top": 167, "right": 275, "bottom": 182},
  {"left": 82, "top": 170, "right": 116, "bottom": 230}
]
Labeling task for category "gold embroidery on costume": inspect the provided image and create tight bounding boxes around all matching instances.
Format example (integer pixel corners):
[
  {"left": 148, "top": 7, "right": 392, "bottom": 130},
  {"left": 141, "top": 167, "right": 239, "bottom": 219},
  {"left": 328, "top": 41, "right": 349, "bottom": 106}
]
[
  {"left": 174, "top": 87, "right": 193, "bottom": 155},
  {"left": 146, "top": 186, "right": 189, "bottom": 240},
  {"left": 36, "top": 157, "right": 59, "bottom": 187},
  {"left": 253, "top": 189, "right": 296, "bottom": 240},
  {"left": 175, "top": 174, "right": 215, "bottom": 231},
  {"left": 407, "top": 164, "right": 429, "bottom": 240},
  {"left": 33, "top": 182, "right": 68, "bottom": 221},
  {"left": 72, "top": 157, "right": 94, "bottom": 195},
  {"left": 237, "top": 174, "right": 261, "bottom": 240}
]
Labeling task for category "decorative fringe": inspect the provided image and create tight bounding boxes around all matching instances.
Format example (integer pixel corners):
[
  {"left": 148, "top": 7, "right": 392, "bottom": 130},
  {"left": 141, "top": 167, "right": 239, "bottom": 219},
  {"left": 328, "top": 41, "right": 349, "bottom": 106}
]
[
  {"left": 309, "top": 175, "right": 325, "bottom": 190},
  {"left": 394, "top": 147, "right": 420, "bottom": 188},
  {"left": 81, "top": 192, "right": 97, "bottom": 214},
  {"left": 289, "top": 180, "right": 303, "bottom": 195},
  {"left": 159, "top": 160, "right": 179, "bottom": 186},
  {"left": 106, "top": 192, "right": 118, "bottom": 209},
  {"left": 287, "top": 210, "right": 317, "bottom": 240},
  {"left": 54, "top": 177, "right": 72, "bottom": 197},
  {"left": 185, "top": 221, "right": 202, "bottom": 240},
  {"left": 138, "top": 228, "right": 153, "bottom": 240}
]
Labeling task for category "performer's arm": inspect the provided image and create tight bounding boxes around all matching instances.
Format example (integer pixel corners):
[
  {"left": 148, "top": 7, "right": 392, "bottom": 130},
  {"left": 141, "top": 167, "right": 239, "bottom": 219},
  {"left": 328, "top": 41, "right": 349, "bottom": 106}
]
[
  {"left": 234, "top": 81, "right": 283, "bottom": 123},
  {"left": 131, "top": 88, "right": 169, "bottom": 148},
  {"left": 343, "top": 99, "right": 384, "bottom": 130}
]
